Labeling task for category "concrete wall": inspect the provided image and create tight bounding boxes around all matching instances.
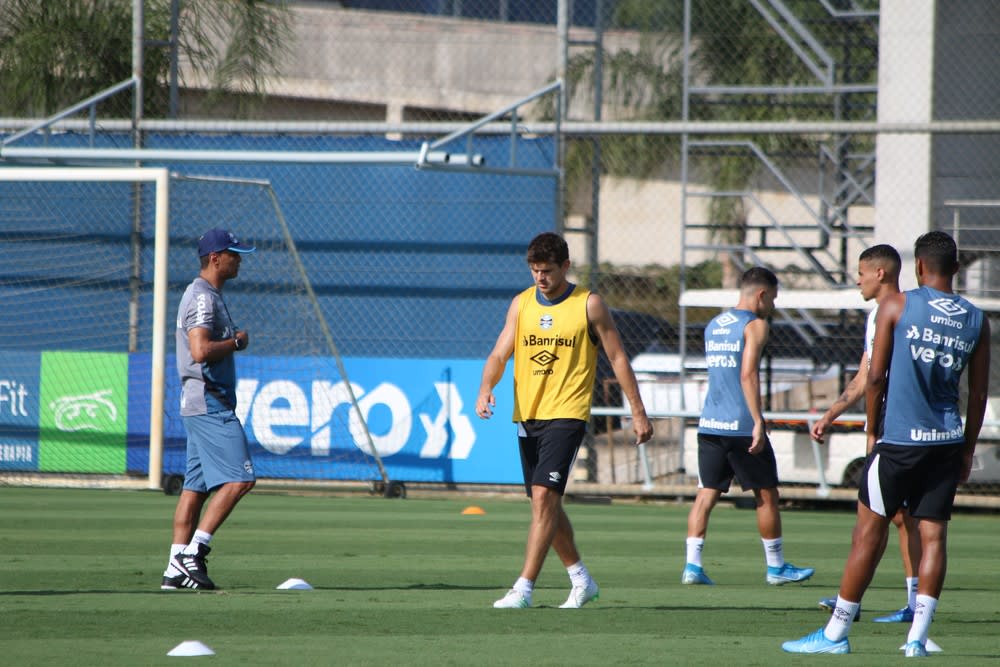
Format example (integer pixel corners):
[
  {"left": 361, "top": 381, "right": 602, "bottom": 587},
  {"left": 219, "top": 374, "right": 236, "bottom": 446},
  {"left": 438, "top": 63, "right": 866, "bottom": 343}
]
[
  {"left": 874, "top": 0, "right": 1000, "bottom": 293},
  {"left": 873, "top": 0, "right": 936, "bottom": 291},
  {"left": 178, "top": 3, "right": 951, "bottom": 285},
  {"left": 182, "top": 4, "right": 644, "bottom": 121}
]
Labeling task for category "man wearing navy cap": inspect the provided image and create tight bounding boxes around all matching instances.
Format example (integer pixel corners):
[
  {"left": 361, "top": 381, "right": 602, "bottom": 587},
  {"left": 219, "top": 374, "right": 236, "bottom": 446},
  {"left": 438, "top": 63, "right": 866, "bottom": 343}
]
[{"left": 160, "top": 228, "right": 256, "bottom": 590}]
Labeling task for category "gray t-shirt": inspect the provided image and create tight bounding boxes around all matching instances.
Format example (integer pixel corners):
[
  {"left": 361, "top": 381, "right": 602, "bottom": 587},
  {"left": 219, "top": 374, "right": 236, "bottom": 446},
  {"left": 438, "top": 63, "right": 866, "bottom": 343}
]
[{"left": 176, "top": 277, "right": 239, "bottom": 416}]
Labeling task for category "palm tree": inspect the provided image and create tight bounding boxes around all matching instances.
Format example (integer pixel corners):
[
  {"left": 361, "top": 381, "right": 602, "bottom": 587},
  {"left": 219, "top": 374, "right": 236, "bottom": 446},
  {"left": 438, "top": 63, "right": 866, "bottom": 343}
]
[{"left": 0, "top": 0, "right": 292, "bottom": 118}]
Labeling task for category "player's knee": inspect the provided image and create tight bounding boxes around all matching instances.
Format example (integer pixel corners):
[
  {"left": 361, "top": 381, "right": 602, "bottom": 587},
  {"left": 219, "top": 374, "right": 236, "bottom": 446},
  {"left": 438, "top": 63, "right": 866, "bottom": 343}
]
[
  {"left": 530, "top": 484, "right": 562, "bottom": 509},
  {"left": 235, "top": 479, "right": 256, "bottom": 496}
]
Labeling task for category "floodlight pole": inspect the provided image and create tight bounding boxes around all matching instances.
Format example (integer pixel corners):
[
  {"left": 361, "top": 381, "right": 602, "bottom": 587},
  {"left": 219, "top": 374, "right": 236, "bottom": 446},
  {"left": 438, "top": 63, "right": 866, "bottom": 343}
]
[
  {"left": 129, "top": 0, "right": 146, "bottom": 355},
  {"left": 169, "top": 0, "right": 181, "bottom": 118},
  {"left": 556, "top": 0, "right": 570, "bottom": 236},
  {"left": 132, "top": 0, "right": 144, "bottom": 150}
]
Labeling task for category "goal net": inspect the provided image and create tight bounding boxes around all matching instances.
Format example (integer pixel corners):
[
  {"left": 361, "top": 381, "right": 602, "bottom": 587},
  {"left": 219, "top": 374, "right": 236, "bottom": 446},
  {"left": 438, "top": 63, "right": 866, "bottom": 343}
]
[{"left": 0, "top": 167, "right": 386, "bottom": 491}]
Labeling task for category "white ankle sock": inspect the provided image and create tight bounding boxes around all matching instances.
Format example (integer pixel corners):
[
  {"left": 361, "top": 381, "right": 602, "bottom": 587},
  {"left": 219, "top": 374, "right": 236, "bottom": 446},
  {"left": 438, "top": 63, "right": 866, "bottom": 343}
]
[
  {"left": 164, "top": 543, "right": 185, "bottom": 576},
  {"left": 906, "top": 577, "right": 918, "bottom": 609},
  {"left": 183, "top": 530, "right": 212, "bottom": 555},
  {"left": 513, "top": 577, "right": 534, "bottom": 600},
  {"left": 566, "top": 561, "right": 591, "bottom": 588},
  {"left": 907, "top": 594, "right": 937, "bottom": 644},
  {"left": 685, "top": 537, "right": 705, "bottom": 567},
  {"left": 824, "top": 597, "right": 860, "bottom": 641},
  {"left": 762, "top": 537, "right": 784, "bottom": 568}
]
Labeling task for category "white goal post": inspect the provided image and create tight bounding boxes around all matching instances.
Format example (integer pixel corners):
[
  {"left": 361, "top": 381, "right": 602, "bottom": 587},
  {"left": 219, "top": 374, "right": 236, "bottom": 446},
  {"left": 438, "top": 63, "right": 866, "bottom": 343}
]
[
  {"left": 2, "top": 165, "right": 395, "bottom": 494},
  {"left": 0, "top": 167, "right": 170, "bottom": 490}
]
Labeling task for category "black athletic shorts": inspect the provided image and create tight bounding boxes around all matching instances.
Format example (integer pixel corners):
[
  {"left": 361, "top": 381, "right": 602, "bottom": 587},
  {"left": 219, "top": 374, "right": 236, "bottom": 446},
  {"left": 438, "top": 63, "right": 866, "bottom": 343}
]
[
  {"left": 696, "top": 432, "right": 779, "bottom": 492},
  {"left": 859, "top": 442, "right": 963, "bottom": 521},
  {"left": 518, "top": 418, "right": 586, "bottom": 496}
]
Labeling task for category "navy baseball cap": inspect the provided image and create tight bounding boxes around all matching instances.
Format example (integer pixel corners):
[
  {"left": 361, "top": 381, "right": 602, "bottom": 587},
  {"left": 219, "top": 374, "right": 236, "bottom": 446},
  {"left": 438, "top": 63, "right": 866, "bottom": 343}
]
[{"left": 197, "top": 228, "right": 256, "bottom": 257}]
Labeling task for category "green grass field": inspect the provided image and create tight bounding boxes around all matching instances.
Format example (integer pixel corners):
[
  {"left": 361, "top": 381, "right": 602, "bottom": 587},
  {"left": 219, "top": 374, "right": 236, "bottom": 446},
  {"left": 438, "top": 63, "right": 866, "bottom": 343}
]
[{"left": 1, "top": 487, "right": 998, "bottom": 665}]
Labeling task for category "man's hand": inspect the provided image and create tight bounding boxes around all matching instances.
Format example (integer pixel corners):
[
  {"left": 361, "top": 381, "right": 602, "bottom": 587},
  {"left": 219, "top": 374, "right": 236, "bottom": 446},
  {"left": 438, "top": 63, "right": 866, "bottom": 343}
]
[
  {"left": 632, "top": 414, "right": 653, "bottom": 445},
  {"left": 475, "top": 391, "right": 495, "bottom": 419},
  {"left": 810, "top": 415, "right": 831, "bottom": 443},
  {"left": 234, "top": 330, "right": 249, "bottom": 351},
  {"left": 960, "top": 450, "right": 975, "bottom": 484},
  {"left": 748, "top": 421, "right": 766, "bottom": 454},
  {"left": 865, "top": 431, "right": 877, "bottom": 455}
]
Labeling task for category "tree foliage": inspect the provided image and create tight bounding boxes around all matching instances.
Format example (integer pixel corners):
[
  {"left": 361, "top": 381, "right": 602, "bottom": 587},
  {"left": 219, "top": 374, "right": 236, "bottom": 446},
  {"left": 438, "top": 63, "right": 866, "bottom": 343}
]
[
  {"left": 0, "top": 0, "right": 292, "bottom": 117},
  {"left": 563, "top": 0, "right": 878, "bottom": 238},
  {"left": 567, "top": 0, "right": 878, "bottom": 185}
]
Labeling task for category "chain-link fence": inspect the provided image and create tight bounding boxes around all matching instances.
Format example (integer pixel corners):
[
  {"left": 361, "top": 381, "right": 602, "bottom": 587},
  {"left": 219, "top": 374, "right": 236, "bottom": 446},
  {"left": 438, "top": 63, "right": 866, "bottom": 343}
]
[{"left": 2, "top": 0, "right": 1000, "bottom": 503}]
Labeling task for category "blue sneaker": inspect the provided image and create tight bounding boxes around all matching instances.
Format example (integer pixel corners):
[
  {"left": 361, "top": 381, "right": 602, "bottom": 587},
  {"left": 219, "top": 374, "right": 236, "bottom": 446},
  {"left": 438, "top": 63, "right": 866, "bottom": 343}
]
[
  {"left": 767, "top": 562, "right": 815, "bottom": 585},
  {"left": 903, "top": 640, "right": 928, "bottom": 657},
  {"left": 680, "top": 563, "right": 714, "bottom": 585},
  {"left": 782, "top": 628, "right": 850, "bottom": 654},
  {"left": 818, "top": 596, "right": 861, "bottom": 621},
  {"left": 874, "top": 606, "right": 914, "bottom": 623}
]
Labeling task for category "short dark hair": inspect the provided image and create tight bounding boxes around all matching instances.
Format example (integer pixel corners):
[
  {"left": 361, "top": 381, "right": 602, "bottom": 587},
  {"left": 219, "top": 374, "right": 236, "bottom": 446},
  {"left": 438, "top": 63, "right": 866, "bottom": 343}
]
[
  {"left": 859, "top": 244, "right": 901, "bottom": 275},
  {"left": 526, "top": 232, "right": 569, "bottom": 265},
  {"left": 914, "top": 231, "right": 958, "bottom": 274},
  {"left": 739, "top": 266, "right": 778, "bottom": 290}
]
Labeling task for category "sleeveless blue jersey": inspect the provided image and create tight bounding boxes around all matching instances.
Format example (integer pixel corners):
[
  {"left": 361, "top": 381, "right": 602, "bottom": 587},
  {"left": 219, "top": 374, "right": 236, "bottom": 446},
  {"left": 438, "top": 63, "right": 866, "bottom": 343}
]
[
  {"left": 698, "top": 309, "right": 757, "bottom": 436},
  {"left": 881, "top": 286, "right": 983, "bottom": 446}
]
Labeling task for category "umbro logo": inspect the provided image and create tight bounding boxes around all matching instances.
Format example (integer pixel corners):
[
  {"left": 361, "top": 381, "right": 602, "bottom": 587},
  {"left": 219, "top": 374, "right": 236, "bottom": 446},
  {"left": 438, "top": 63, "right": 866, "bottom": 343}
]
[
  {"left": 539, "top": 314, "right": 554, "bottom": 329},
  {"left": 548, "top": 471, "right": 562, "bottom": 483},
  {"left": 530, "top": 350, "right": 558, "bottom": 366},
  {"left": 928, "top": 298, "right": 966, "bottom": 318},
  {"left": 715, "top": 312, "right": 738, "bottom": 327}
]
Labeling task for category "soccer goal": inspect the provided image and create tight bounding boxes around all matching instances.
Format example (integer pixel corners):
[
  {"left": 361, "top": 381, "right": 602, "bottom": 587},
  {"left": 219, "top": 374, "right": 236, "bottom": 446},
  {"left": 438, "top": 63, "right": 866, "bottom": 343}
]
[{"left": 0, "top": 167, "right": 389, "bottom": 494}]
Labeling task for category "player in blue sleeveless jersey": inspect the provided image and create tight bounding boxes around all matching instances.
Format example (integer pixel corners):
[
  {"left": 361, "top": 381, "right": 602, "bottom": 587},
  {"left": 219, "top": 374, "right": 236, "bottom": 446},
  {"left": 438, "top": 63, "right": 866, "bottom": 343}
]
[
  {"left": 811, "top": 245, "right": 925, "bottom": 626},
  {"left": 682, "top": 267, "right": 814, "bottom": 587},
  {"left": 784, "top": 231, "right": 990, "bottom": 656}
]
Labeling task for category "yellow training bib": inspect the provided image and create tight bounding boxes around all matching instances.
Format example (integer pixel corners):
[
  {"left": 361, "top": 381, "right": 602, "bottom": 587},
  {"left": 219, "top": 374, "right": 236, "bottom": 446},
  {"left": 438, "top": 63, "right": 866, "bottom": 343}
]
[{"left": 512, "top": 285, "right": 598, "bottom": 422}]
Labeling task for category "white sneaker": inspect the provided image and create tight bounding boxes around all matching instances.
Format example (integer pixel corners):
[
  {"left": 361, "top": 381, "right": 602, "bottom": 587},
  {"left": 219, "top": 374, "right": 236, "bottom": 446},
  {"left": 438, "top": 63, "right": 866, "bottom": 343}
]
[
  {"left": 493, "top": 588, "right": 530, "bottom": 608},
  {"left": 559, "top": 580, "right": 600, "bottom": 608}
]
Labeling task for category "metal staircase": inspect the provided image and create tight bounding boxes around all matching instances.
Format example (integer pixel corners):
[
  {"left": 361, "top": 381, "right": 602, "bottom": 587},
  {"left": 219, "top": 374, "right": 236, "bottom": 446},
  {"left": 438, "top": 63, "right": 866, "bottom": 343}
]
[
  {"left": 681, "top": 0, "right": 879, "bottom": 290},
  {"left": 678, "top": 0, "right": 881, "bottom": 390}
]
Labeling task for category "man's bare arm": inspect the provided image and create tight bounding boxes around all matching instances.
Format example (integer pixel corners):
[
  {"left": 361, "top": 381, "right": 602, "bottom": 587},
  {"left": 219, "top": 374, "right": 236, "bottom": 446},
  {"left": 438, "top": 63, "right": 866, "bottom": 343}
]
[
  {"left": 475, "top": 296, "right": 519, "bottom": 419},
  {"left": 587, "top": 293, "right": 653, "bottom": 444},
  {"left": 960, "top": 318, "right": 991, "bottom": 481},
  {"left": 865, "top": 293, "right": 903, "bottom": 450},
  {"left": 741, "top": 318, "right": 768, "bottom": 454},
  {"left": 811, "top": 351, "right": 868, "bottom": 443}
]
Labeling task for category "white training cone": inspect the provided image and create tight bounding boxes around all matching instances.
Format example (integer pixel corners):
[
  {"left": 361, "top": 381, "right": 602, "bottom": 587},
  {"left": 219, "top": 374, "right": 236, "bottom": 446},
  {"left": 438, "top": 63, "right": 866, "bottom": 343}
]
[
  {"left": 277, "top": 577, "right": 313, "bottom": 590},
  {"left": 168, "top": 640, "right": 215, "bottom": 657},
  {"left": 899, "top": 638, "right": 942, "bottom": 653}
]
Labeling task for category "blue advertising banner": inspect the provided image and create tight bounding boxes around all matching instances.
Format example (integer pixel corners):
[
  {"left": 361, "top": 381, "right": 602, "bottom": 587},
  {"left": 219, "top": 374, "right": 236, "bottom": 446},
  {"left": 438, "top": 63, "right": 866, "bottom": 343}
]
[
  {"left": 128, "top": 353, "right": 522, "bottom": 484},
  {"left": 0, "top": 351, "right": 40, "bottom": 471}
]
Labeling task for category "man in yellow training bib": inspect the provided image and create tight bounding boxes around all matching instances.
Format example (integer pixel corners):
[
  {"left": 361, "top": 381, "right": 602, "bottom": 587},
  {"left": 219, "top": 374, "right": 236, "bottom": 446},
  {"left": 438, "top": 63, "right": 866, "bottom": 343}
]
[{"left": 476, "top": 232, "right": 653, "bottom": 609}]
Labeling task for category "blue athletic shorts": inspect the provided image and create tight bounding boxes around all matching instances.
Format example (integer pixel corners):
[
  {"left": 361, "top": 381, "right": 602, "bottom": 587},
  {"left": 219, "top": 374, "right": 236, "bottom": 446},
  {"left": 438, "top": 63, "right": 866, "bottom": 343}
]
[{"left": 182, "top": 410, "right": 255, "bottom": 493}]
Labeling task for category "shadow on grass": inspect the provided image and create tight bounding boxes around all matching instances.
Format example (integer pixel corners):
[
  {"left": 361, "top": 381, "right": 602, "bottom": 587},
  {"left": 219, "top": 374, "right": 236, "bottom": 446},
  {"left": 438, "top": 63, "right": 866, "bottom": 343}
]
[{"left": 1, "top": 582, "right": 501, "bottom": 595}]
